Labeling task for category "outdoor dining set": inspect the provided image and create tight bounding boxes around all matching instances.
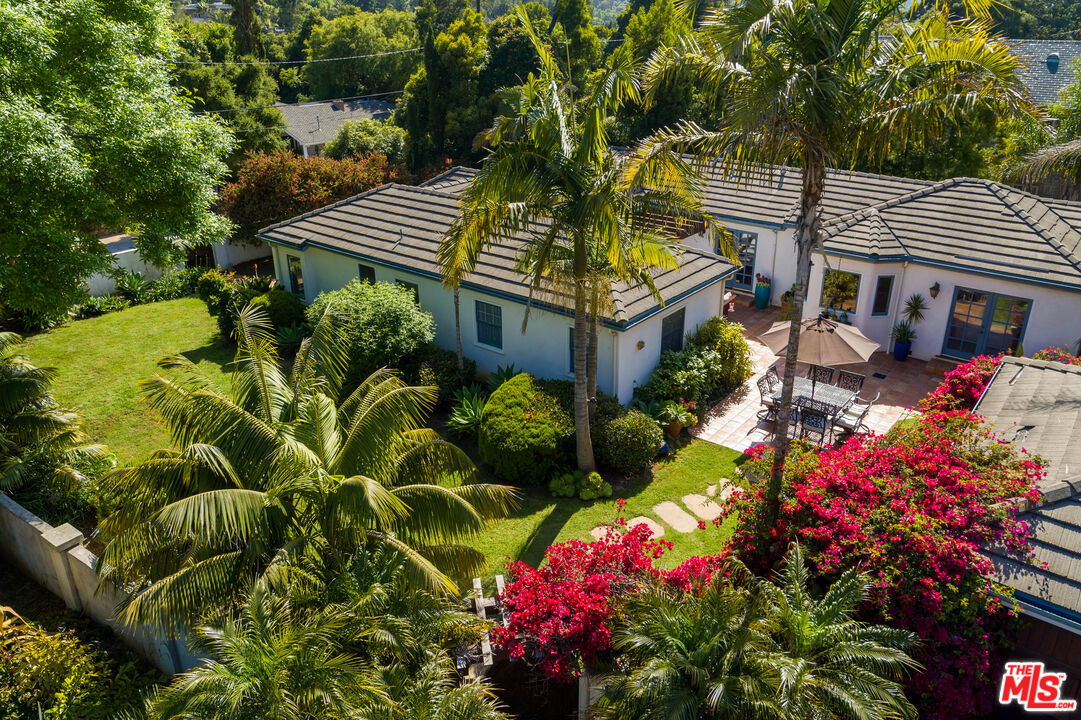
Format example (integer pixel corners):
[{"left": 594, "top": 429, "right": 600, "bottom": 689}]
[{"left": 752, "top": 313, "right": 883, "bottom": 446}]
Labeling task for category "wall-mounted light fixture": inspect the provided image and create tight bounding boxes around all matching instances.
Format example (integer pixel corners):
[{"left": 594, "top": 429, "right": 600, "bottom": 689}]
[
  {"left": 929, "top": 282, "right": 941, "bottom": 299},
  {"left": 637, "top": 340, "right": 645, "bottom": 350}
]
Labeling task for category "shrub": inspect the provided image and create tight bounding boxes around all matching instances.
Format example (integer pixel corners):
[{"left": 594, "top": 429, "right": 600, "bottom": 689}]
[
  {"left": 112, "top": 270, "right": 150, "bottom": 303},
  {"left": 276, "top": 323, "right": 308, "bottom": 356},
  {"left": 548, "top": 471, "right": 579, "bottom": 498},
  {"left": 727, "top": 412, "right": 1043, "bottom": 719},
  {"left": 478, "top": 373, "right": 573, "bottom": 484},
  {"left": 324, "top": 119, "right": 407, "bottom": 164},
  {"left": 250, "top": 287, "right": 305, "bottom": 329},
  {"left": 919, "top": 355, "right": 1001, "bottom": 412},
  {"left": 401, "top": 343, "right": 477, "bottom": 408},
  {"left": 636, "top": 317, "right": 753, "bottom": 405},
  {"left": 196, "top": 269, "right": 259, "bottom": 338},
  {"left": 595, "top": 409, "right": 663, "bottom": 475},
  {"left": 534, "top": 378, "right": 624, "bottom": 423},
  {"left": 548, "top": 470, "right": 613, "bottom": 500},
  {"left": 307, "top": 280, "right": 434, "bottom": 383},
  {"left": 1032, "top": 346, "right": 1081, "bottom": 365},
  {"left": 487, "top": 363, "right": 518, "bottom": 392},
  {"left": 144, "top": 266, "right": 202, "bottom": 302},
  {"left": 73, "top": 295, "right": 130, "bottom": 319},
  {"left": 445, "top": 385, "right": 486, "bottom": 440}
]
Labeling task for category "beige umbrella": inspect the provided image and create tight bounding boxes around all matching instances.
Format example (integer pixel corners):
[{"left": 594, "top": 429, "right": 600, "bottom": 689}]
[{"left": 759, "top": 313, "right": 879, "bottom": 367}]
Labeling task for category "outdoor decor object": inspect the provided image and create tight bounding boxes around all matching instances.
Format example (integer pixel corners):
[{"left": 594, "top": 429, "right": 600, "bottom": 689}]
[{"left": 754, "top": 273, "right": 771, "bottom": 309}]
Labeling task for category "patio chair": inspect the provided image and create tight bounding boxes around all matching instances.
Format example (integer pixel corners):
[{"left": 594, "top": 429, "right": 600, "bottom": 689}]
[
  {"left": 799, "top": 410, "right": 830, "bottom": 446},
  {"left": 807, "top": 364, "right": 834, "bottom": 385},
  {"left": 836, "top": 370, "right": 866, "bottom": 393},
  {"left": 834, "top": 391, "right": 880, "bottom": 435},
  {"left": 764, "top": 366, "right": 780, "bottom": 390},
  {"left": 756, "top": 376, "right": 778, "bottom": 422}
]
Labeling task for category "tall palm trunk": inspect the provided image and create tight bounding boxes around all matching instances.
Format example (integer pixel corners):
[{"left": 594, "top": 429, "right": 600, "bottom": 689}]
[
  {"left": 768, "top": 156, "right": 824, "bottom": 525},
  {"left": 453, "top": 287, "right": 463, "bottom": 370},
  {"left": 573, "top": 245, "right": 596, "bottom": 471},
  {"left": 587, "top": 283, "right": 599, "bottom": 414}
]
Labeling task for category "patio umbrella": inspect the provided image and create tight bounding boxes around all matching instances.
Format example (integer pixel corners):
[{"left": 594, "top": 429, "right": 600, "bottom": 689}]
[{"left": 759, "top": 313, "right": 879, "bottom": 399}]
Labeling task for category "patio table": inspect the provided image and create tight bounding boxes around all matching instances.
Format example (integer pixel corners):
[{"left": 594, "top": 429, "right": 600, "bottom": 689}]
[{"left": 770, "top": 376, "right": 856, "bottom": 414}]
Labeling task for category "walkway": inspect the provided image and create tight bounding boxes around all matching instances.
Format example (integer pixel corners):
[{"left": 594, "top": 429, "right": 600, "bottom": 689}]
[{"left": 693, "top": 301, "right": 953, "bottom": 452}]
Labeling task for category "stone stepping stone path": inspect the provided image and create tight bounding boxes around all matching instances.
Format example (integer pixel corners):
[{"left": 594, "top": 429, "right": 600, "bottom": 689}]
[
  {"left": 653, "top": 501, "right": 698, "bottom": 533},
  {"left": 626, "top": 516, "right": 664, "bottom": 538},
  {"left": 683, "top": 493, "right": 721, "bottom": 521},
  {"left": 590, "top": 525, "right": 614, "bottom": 541}
]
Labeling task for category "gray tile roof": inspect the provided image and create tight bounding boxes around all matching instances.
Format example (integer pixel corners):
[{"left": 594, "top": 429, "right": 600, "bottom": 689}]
[
  {"left": 979, "top": 357, "right": 1081, "bottom": 615},
  {"left": 822, "top": 177, "right": 1081, "bottom": 289},
  {"left": 277, "top": 99, "right": 395, "bottom": 148},
  {"left": 257, "top": 183, "right": 733, "bottom": 327},
  {"left": 1012, "top": 39, "right": 1081, "bottom": 105},
  {"left": 420, "top": 166, "right": 478, "bottom": 195}
]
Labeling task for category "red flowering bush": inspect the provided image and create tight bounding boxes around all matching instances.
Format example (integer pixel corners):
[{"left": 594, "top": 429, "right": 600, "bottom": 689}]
[
  {"left": 724, "top": 412, "right": 1042, "bottom": 719},
  {"left": 920, "top": 355, "right": 1001, "bottom": 412},
  {"left": 1032, "top": 346, "right": 1081, "bottom": 365},
  {"left": 493, "top": 515, "right": 724, "bottom": 681}
]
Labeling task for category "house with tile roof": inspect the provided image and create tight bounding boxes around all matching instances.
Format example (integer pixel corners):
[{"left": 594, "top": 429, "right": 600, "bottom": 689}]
[
  {"left": 977, "top": 357, "right": 1081, "bottom": 704},
  {"left": 1012, "top": 39, "right": 1081, "bottom": 106},
  {"left": 681, "top": 166, "right": 1081, "bottom": 364},
  {"left": 258, "top": 168, "right": 735, "bottom": 401},
  {"left": 278, "top": 99, "right": 395, "bottom": 158}
]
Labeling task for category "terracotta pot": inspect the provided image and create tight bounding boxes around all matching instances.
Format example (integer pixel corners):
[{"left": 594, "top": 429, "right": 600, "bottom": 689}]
[{"left": 666, "top": 421, "right": 683, "bottom": 438}]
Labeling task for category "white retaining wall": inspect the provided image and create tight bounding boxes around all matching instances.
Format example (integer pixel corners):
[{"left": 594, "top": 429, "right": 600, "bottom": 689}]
[{"left": 0, "top": 493, "right": 200, "bottom": 675}]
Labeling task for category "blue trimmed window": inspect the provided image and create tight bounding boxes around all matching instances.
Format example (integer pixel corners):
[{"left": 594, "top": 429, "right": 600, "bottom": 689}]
[
  {"left": 660, "top": 308, "right": 685, "bottom": 353},
  {"left": 475, "top": 300, "right": 503, "bottom": 349},
  {"left": 357, "top": 264, "right": 375, "bottom": 282},
  {"left": 287, "top": 255, "right": 304, "bottom": 296},
  {"left": 871, "top": 275, "right": 894, "bottom": 316},
  {"left": 726, "top": 231, "right": 757, "bottom": 290}
]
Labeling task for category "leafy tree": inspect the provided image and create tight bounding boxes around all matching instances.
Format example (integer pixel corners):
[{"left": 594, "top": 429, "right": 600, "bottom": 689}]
[
  {"left": 416, "top": 0, "right": 469, "bottom": 35},
  {"left": 633, "top": 0, "right": 1035, "bottom": 516},
  {"left": 440, "top": 14, "right": 715, "bottom": 471},
  {"left": 98, "top": 306, "right": 516, "bottom": 634},
  {"left": 231, "top": 0, "right": 266, "bottom": 58},
  {"left": 303, "top": 8, "right": 421, "bottom": 98},
  {"left": 0, "top": 0, "right": 232, "bottom": 321},
  {"left": 218, "top": 151, "right": 395, "bottom": 243},
  {"left": 552, "top": 0, "right": 602, "bottom": 85},
  {"left": 598, "top": 545, "right": 920, "bottom": 720},
  {"left": 325, "top": 118, "right": 408, "bottom": 163},
  {"left": 0, "top": 332, "right": 103, "bottom": 491},
  {"left": 481, "top": 4, "right": 553, "bottom": 93}
]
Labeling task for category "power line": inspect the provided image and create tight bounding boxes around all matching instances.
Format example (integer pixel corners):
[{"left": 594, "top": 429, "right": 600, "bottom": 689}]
[
  {"left": 194, "top": 90, "right": 404, "bottom": 114},
  {"left": 172, "top": 46, "right": 421, "bottom": 67}
]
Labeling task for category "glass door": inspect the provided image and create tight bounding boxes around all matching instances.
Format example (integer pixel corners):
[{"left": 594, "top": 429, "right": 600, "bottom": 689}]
[{"left": 943, "top": 287, "right": 1030, "bottom": 359}]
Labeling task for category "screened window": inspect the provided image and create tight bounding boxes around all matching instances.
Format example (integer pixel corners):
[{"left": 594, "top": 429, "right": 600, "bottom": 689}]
[
  {"left": 660, "top": 308, "right": 685, "bottom": 353},
  {"left": 396, "top": 280, "right": 419, "bottom": 304},
  {"left": 871, "top": 275, "right": 894, "bottom": 316},
  {"left": 287, "top": 255, "right": 304, "bottom": 296},
  {"left": 475, "top": 300, "right": 503, "bottom": 349},
  {"left": 821, "top": 270, "right": 860, "bottom": 313},
  {"left": 358, "top": 264, "right": 375, "bottom": 282},
  {"left": 726, "top": 231, "right": 757, "bottom": 290}
]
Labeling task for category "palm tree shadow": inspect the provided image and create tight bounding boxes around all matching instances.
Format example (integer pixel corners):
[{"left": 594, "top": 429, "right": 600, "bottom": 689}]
[
  {"left": 179, "top": 342, "right": 236, "bottom": 376},
  {"left": 515, "top": 500, "right": 578, "bottom": 568}
]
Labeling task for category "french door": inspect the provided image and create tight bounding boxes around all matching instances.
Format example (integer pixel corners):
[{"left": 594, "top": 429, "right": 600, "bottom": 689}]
[{"left": 943, "top": 287, "right": 1031, "bottom": 359}]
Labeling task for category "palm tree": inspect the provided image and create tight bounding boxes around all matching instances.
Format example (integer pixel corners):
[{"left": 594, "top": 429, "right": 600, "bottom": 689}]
[
  {"left": 630, "top": 0, "right": 1037, "bottom": 517},
  {"left": 1009, "top": 138, "right": 1081, "bottom": 190},
  {"left": 0, "top": 331, "right": 104, "bottom": 491},
  {"left": 440, "top": 11, "right": 719, "bottom": 470},
  {"left": 99, "top": 305, "right": 516, "bottom": 634},
  {"left": 769, "top": 544, "right": 919, "bottom": 720},
  {"left": 146, "top": 583, "right": 387, "bottom": 720},
  {"left": 372, "top": 656, "right": 511, "bottom": 720},
  {"left": 597, "top": 546, "right": 920, "bottom": 720}
]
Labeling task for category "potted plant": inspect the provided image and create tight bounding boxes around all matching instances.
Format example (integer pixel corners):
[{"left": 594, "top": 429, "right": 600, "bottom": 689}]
[
  {"left": 753, "top": 273, "right": 771, "bottom": 309},
  {"left": 658, "top": 400, "right": 697, "bottom": 439},
  {"left": 891, "top": 321, "right": 916, "bottom": 361},
  {"left": 779, "top": 284, "right": 796, "bottom": 320}
]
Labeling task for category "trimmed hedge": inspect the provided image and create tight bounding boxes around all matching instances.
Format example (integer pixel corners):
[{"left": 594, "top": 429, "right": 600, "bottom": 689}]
[
  {"left": 478, "top": 374, "right": 573, "bottom": 485},
  {"left": 595, "top": 409, "right": 663, "bottom": 475},
  {"left": 534, "top": 378, "right": 623, "bottom": 423}
]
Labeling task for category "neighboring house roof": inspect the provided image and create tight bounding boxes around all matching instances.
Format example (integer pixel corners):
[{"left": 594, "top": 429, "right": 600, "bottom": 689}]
[
  {"left": 822, "top": 177, "right": 1081, "bottom": 290},
  {"left": 420, "top": 166, "right": 479, "bottom": 195},
  {"left": 979, "top": 357, "right": 1081, "bottom": 622},
  {"left": 257, "top": 183, "right": 734, "bottom": 327},
  {"left": 1012, "top": 39, "right": 1081, "bottom": 105},
  {"left": 277, "top": 99, "right": 394, "bottom": 148}
]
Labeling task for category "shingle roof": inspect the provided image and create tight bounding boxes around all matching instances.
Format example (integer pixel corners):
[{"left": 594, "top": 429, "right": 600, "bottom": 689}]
[
  {"left": 822, "top": 178, "right": 1081, "bottom": 288},
  {"left": 420, "top": 166, "right": 478, "bottom": 195},
  {"left": 1012, "top": 39, "right": 1081, "bottom": 105},
  {"left": 979, "top": 357, "right": 1081, "bottom": 615},
  {"left": 257, "top": 183, "right": 733, "bottom": 327},
  {"left": 277, "top": 99, "right": 394, "bottom": 148}
]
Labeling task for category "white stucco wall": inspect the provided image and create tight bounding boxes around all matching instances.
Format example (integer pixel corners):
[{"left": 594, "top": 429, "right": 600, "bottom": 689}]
[
  {"left": 270, "top": 242, "right": 728, "bottom": 402},
  {"left": 85, "top": 249, "right": 166, "bottom": 297},
  {"left": 212, "top": 240, "right": 272, "bottom": 269},
  {"left": 684, "top": 224, "right": 793, "bottom": 303}
]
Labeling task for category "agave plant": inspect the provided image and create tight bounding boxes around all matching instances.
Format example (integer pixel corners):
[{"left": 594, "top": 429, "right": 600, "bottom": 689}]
[
  {"left": 445, "top": 385, "right": 487, "bottom": 440},
  {"left": 99, "top": 304, "right": 517, "bottom": 634},
  {"left": 486, "top": 364, "right": 518, "bottom": 393}
]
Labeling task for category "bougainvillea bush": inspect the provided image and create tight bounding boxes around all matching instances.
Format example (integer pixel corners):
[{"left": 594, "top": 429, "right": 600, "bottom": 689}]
[
  {"left": 492, "top": 511, "right": 722, "bottom": 681},
  {"left": 919, "top": 355, "right": 1001, "bottom": 412},
  {"left": 725, "top": 412, "right": 1043, "bottom": 719},
  {"left": 1032, "top": 346, "right": 1081, "bottom": 365}
]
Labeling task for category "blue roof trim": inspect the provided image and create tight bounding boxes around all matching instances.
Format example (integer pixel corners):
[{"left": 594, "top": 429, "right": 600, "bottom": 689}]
[
  {"left": 708, "top": 212, "right": 788, "bottom": 230},
  {"left": 260, "top": 235, "right": 733, "bottom": 330},
  {"left": 1013, "top": 592, "right": 1081, "bottom": 635}
]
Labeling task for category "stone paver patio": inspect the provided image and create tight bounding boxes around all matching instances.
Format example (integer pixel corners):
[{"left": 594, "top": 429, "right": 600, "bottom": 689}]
[{"left": 693, "top": 301, "right": 955, "bottom": 452}]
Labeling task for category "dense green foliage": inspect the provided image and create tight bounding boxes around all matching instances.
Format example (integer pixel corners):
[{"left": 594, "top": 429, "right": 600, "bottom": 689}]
[
  {"left": 0, "top": 0, "right": 232, "bottom": 322},
  {"left": 303, "top": 8, "right": 421, "bottom": 98},
  {"left": 478, "top": 373, "right": 573, "bottom": 485},
  {"left": 72, "top": 267, "right": 203, "bottom": 321},
  {"left": 249, "top": 287, "right": 306, "bottom": 328},
  {"left": 400, "top": 343, "right": 478, "bottom": 407},
  {"left": 325, "top": 118, "right": 408, "bottom": 163},
  {"left": 594, "top": 408, "right": 662, "bottom": 475},
  {"left": 548, "top": 469, "right": 612, "bottom": 500},
  {"left": 195, "top": 268, "right": 271, "bottom": 337},
  {"left": 306, "top": 280, "right": 436, "bottom": 383},
  {"left": 636, "top": 317, "right": 754, "bottom": 405}
]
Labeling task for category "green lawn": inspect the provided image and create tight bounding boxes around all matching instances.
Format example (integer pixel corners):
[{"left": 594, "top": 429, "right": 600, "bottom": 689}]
[
  {"left": 469, "top": 441, "right": 746, "bottom": 578},
  {"left": 22, "top": 298, "right": 234, "bottom": 464}
]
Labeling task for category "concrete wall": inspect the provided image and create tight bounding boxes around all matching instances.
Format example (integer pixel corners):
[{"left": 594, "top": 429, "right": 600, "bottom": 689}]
[
  {"left": 212, "top": 240, "right": 272, "bottom": 270},
  {"left": 270, "top": 243, "right": 726, "bottom": 403},
  {"left": 85, "top": 249, "right": 166, "bottom": 297},
  {"left": 0, "top": 494, "right": 200, "bottom": 675}
]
